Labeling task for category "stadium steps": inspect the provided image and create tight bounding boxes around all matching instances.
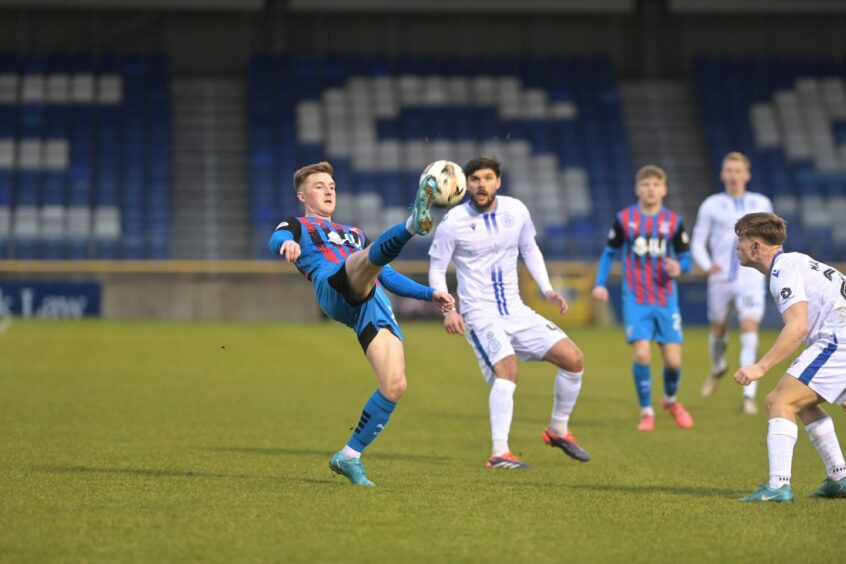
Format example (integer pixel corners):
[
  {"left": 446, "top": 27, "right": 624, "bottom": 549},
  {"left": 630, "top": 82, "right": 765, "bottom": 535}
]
[
  {"left": 171, "top": 78, "right": 250, "bottom": 259},
  {"left": 620, "top": 80, "right": 713, "bottom": 222}
]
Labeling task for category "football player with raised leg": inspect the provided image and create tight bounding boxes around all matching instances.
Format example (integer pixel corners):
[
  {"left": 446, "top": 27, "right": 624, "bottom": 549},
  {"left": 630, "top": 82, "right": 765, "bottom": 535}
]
[
  {"left": 592, "top": 165, "right": 694, "bottom": 431},
  {"left": 428, "top": 156, "right": 590, "bottom": 470},
  {"left": 269, "top": 161, "right": 456, "bottom": 486},
  {"left": 734, "top": 212, "right": 846, "bottom": 502},
  {"left": 693, "top": 152, "right": 773, "bottom": 414}
]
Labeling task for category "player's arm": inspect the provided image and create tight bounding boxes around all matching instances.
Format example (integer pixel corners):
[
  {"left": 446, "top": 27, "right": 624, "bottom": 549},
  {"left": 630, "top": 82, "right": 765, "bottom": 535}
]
[
  {"left": 518, "top": 222, "right": 567, "bottom": 314},
  {"left": 734, "top": 301, "right": 809, "bottom": 385},
  {"left": 592, "top": 218, "right": 624, "bottom": 302},
  {"left": 663, "top": 220, "right": 692, "bottom": 278},
  {"left": 268, "top": 217, "right": 301, "bottom": 262},
  {"left": 690, "top": 203, "right": 718, "bottom": 274},
  {"left": 428, "top": 221, "right": 464, "bottom": 334}
]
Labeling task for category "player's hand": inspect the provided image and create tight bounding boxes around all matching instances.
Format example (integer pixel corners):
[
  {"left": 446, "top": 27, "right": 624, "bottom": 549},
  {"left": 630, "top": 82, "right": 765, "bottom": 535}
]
[
  {"left": 280, "top": 240, "right": 301, "bottom": 262},
  {"left": 734, "top": 363, "right": 766, "bottom": 386},
  {"left": 591, "top": 286, "right": 609, "bottom": 302},
  {"left": 443, "top": 310, "right": 465, "bottom": 336},
  {"left": 432, "top": 290, "right": 455, "bottom": 312},
  {"left": 664, "top": 257, "right": 681, "bottom": 278},
  {"left": 708, "top": 264, "right": 722, "bottom": 275},
  {"left": 545, "top": 290, "right": 568, "bottom": 314}
]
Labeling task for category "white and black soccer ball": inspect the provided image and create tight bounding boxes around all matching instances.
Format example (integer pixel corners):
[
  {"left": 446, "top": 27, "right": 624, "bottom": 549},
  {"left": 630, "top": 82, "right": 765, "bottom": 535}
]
[{"left": 420, "top": 160, "right": 467, "bottom": 207}]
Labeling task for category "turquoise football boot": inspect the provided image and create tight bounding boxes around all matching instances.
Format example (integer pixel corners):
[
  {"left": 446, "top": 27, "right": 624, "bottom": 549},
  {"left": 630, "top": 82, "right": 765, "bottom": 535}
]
[
  {"left": 809, "top": 476, "right": 846, "bottom": 498},
  {"left": 738, "top": 483, "right": 793, "bottom": 502},
  {"left": 329, "top": 451, "right": 375, "bottom": 487},
  {"left": 410, "top": 174, "right": 437, "bottom": 235}
]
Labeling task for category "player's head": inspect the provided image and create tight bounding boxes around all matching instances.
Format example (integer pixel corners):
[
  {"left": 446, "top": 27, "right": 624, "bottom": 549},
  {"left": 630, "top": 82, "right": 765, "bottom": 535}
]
[
  {"left": 734, "top": 212, "right": 787, "bottom": 268},
  {"left": 634, "top": 165, "right": 667, "bottom": 209},
  {"left": 721, "top": 152, "right": 751, "bottom": 195},
  {"left": 293, "top": 161, "right": 336, "bottom": 217},
  {"left": 464, "top": 156, "right": 502, "bottom": 212}
]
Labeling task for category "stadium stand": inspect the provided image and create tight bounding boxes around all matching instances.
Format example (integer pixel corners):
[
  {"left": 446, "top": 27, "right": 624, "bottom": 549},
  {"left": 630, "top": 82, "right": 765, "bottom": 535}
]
[
  {"left": 694, "top": 57, "right": 846, "bottom": 260},
  {"left": 248, "top": 55, "right": 633, "bottom": 259},
  {"left": 0, "top": 53, "right": 170, "bottom": 259}
]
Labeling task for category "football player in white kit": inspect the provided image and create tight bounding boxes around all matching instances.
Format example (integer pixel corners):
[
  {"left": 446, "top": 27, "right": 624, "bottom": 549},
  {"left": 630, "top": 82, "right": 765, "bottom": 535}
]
[
  {"left": 428, "top": 157, "right": 590, "bottom": 469},
  {"left": 733, "top": 212, "right": 846, "bottom": 501},
  {"left": 692, "top": 152, "right": 773, "bottom": 414}
]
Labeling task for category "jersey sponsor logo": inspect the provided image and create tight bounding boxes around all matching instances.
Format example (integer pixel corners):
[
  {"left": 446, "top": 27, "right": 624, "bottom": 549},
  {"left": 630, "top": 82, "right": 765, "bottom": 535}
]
[
  {"left": 780, "top": 287, "right": 792, "bottom": 301},
  {"left": 327, "top": 230, "right": 363, "bottom": 248},
  {"left": 632, "top": 236, "right": 667, "bottom": 257}
]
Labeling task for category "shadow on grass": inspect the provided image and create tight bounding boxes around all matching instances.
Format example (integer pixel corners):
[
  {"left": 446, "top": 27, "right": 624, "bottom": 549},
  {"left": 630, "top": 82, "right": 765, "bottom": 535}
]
[
  {"left": 33, "top": 465, "right": 251, "bottom": 480},
  {"left": 570, "top": 483, "right": 741, "bottom": 498},
  {"left": 428, "top": 411, "right": 622, "bottom": 429},
  {"left": 194, "top": 446, "right": 449, "bottom": 462}
]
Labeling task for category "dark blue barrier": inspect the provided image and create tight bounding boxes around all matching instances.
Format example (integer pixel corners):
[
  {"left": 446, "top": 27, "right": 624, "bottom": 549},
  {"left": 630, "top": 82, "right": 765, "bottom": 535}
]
[{"left": 0, "top": 282, "right": 101, "bottom": 318}]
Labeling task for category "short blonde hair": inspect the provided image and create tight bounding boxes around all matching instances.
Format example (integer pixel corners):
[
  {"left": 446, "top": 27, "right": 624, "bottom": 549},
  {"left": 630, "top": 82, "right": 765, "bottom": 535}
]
[
  {"left": 635, "top": 164, "right": 667, "bottom": 183},
  {"left": 723, "top": 151, "right": 750, "bottom": 171},
  {"left": 293, "top": 161, "right": 334, "bottom": 191}
]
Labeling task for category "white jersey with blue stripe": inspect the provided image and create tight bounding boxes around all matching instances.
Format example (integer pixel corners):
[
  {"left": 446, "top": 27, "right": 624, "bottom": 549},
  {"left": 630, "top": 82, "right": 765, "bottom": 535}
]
[
  {"left": 771, "top": 252, "right": 846, "bottom": 346},
  {"left": 428, "top": 196, "right": 536, "bottom": 321},
  {"left": 692, "top": 191, "right": 773, "bottom": 284}
]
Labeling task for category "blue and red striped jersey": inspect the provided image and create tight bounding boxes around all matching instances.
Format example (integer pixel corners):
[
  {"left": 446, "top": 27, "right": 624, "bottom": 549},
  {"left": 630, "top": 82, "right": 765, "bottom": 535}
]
[
  {"left": 605, "top": 205, "right": 691, "bottom": 307},
  {"left": 274, "top": 216, "right": 366, "bottom": 281}
]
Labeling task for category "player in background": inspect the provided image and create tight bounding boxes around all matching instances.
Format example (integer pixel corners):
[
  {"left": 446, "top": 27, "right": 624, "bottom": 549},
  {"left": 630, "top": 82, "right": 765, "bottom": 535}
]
[
  {"left": 428, "top": 156, "right": 590, "bottom": 469},
  {"left": 268, "top": 161, "right": 455, "bottom": 487},
  {"left": 693, "top": 152, "right": 774, "bottom": 415},
  {"left": 733, "top": 212, "right": 846, "bottom": 502},
  {"left": 592, "top": 165, "right": 694, "bottom": 431}
]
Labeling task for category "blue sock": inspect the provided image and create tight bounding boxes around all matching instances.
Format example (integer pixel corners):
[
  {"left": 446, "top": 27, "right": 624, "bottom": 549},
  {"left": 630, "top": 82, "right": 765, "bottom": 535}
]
[
  {"left": 663, "top": 366, "right": 681, "bottom": 398},
  {"left": 367, "top": 222, "right": 413, "bottom": 266},
  {"left": 347, "top": 390, "right": 397, "bottom": 453},
  {"left": 633, "top": 363, "right": 652, "bottom": 408}
]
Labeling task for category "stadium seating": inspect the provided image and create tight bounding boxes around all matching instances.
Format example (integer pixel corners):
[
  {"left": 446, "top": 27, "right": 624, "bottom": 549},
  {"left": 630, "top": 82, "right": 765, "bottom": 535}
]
[
  {"left": 0, "top": 52, "right": 170, "bottom": 259},
  {"left": 248, "top": 55, "right": 632, "bottom": 259},
  {"left": 694, "top": 57, "right": 846, "bottom": 260}
]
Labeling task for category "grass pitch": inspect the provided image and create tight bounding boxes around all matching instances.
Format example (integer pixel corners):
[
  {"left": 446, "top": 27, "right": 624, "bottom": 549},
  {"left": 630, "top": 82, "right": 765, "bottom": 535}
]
[{"left": 1, "top": 320, "right": 845, "bottom": 563}]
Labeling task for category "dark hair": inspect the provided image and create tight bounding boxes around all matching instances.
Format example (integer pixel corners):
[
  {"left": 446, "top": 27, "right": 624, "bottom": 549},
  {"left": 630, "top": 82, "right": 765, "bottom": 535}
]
[
  {"left": 734, "top": 212, "right": 788, "bottom": 246},
  {"left": 293, "top": 161, "right": 334, "bottom": 191},
  {"left": 463, "top": 156, "right": 501, "bottom": 179}
]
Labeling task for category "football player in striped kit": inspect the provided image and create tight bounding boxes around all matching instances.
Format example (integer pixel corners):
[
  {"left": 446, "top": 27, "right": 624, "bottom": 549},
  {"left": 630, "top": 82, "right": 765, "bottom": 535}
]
[
  {"left": 428, "top": 156, "right": 590, "bottom": 469},
  {"left": 593, "top": 165, "right": 694, "bottom": 431}
]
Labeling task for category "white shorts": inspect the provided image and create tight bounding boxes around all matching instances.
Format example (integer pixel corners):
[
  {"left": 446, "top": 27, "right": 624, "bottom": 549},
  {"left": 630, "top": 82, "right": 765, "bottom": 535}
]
[
  {"left": 464, "top": 308, "right": 568, "bottom": 385},
  {"left": 707, "top": 278, "right": 766, "bottom": 324},
  {"left": 786, "top": 335, "right": 846, "bottom": 405}
]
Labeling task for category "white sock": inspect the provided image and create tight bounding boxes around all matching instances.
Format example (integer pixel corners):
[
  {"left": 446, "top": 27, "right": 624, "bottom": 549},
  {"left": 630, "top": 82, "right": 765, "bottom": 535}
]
[
  {"left": 806, "top": 417, "right": 846, "bottom": 480},
  {"left": 341, "top": 445, "right": 361, "bottom": 459},
  {"left": 740, "top": 331, "right": 759, "bottom": 399},
  {"left": 709, "top": 332, "right": 728, "bottom": 374},
  {"left": 768, "top": 418, "right": 798, "bottom": 488},
  {"left": 405, "top": 215, "right": 414, "bottom": 234},
  {"left": 490, "top": 378, "right": 516, "bottom": 456},
  {"left": 641, "top": 406, "right": 655, "bottom": 417},
  {"left": 550, "top": 369, "right": 582, "bottom": 436}
]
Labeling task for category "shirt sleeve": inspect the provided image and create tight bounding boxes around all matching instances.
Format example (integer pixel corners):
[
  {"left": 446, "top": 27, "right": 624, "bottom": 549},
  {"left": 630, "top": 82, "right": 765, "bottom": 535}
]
[
  {"left": 268, "top": 217, "right": 301, "bottom": 255},
  {"left": 517, "top": 204, "right": 553, "bottom": 294},
  {"left": 606, "top": 217, "right": 625, "bottom": 249},
  {"left": 690, "top": 202, "right": 713, "bottom": 271},
  {"left": 773, "top": 258, "right": 808, "bottom": 315},
  {"left": 428, "top": 215, "right": 456, "bottom": 261}
]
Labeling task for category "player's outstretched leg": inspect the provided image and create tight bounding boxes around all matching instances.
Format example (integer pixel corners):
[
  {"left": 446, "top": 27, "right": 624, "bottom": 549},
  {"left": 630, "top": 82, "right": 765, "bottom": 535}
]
[{"left": 410, "top": 173, "right": 439, "bottom": 235}]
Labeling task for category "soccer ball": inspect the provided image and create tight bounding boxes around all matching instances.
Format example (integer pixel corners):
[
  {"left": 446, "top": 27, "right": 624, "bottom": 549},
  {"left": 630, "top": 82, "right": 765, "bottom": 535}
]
[{"left": 421, "top": 160, "right": 467, "bottom": 207}]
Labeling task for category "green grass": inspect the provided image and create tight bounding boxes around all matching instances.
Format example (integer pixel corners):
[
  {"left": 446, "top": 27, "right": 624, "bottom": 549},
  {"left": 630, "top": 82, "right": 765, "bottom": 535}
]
[{"left": 1, "top": 320, "right": 845, "bottom": 563}]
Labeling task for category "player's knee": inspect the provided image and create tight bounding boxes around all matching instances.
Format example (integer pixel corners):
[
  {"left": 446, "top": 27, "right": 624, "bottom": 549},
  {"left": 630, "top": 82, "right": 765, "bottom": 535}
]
[
  {"left": 765, "top": 390, "right": 788, "bottom": 414},
  {"left": 382, "top": 375, "right": 407, "bottom": 402},
  {"left": 633, "top": 349, "right": 651, "bottom": 365},
  {"left": 563, "top": 346, "right": 584, "bottom": 372}
]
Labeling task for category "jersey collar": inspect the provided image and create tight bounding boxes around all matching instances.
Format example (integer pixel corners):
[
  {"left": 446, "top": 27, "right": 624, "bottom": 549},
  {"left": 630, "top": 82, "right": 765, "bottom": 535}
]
[{"left": 769, "top": 250, "right": 784, "bottom": 274}]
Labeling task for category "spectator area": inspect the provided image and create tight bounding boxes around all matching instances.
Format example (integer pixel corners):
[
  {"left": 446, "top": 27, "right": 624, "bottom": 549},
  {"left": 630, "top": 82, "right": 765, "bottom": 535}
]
[
  {"left": 248, "top": 55, "right": 632, "bottom": 259},
  {"left": 0, "top": 53, "right": 170, "bottom": 259}
]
